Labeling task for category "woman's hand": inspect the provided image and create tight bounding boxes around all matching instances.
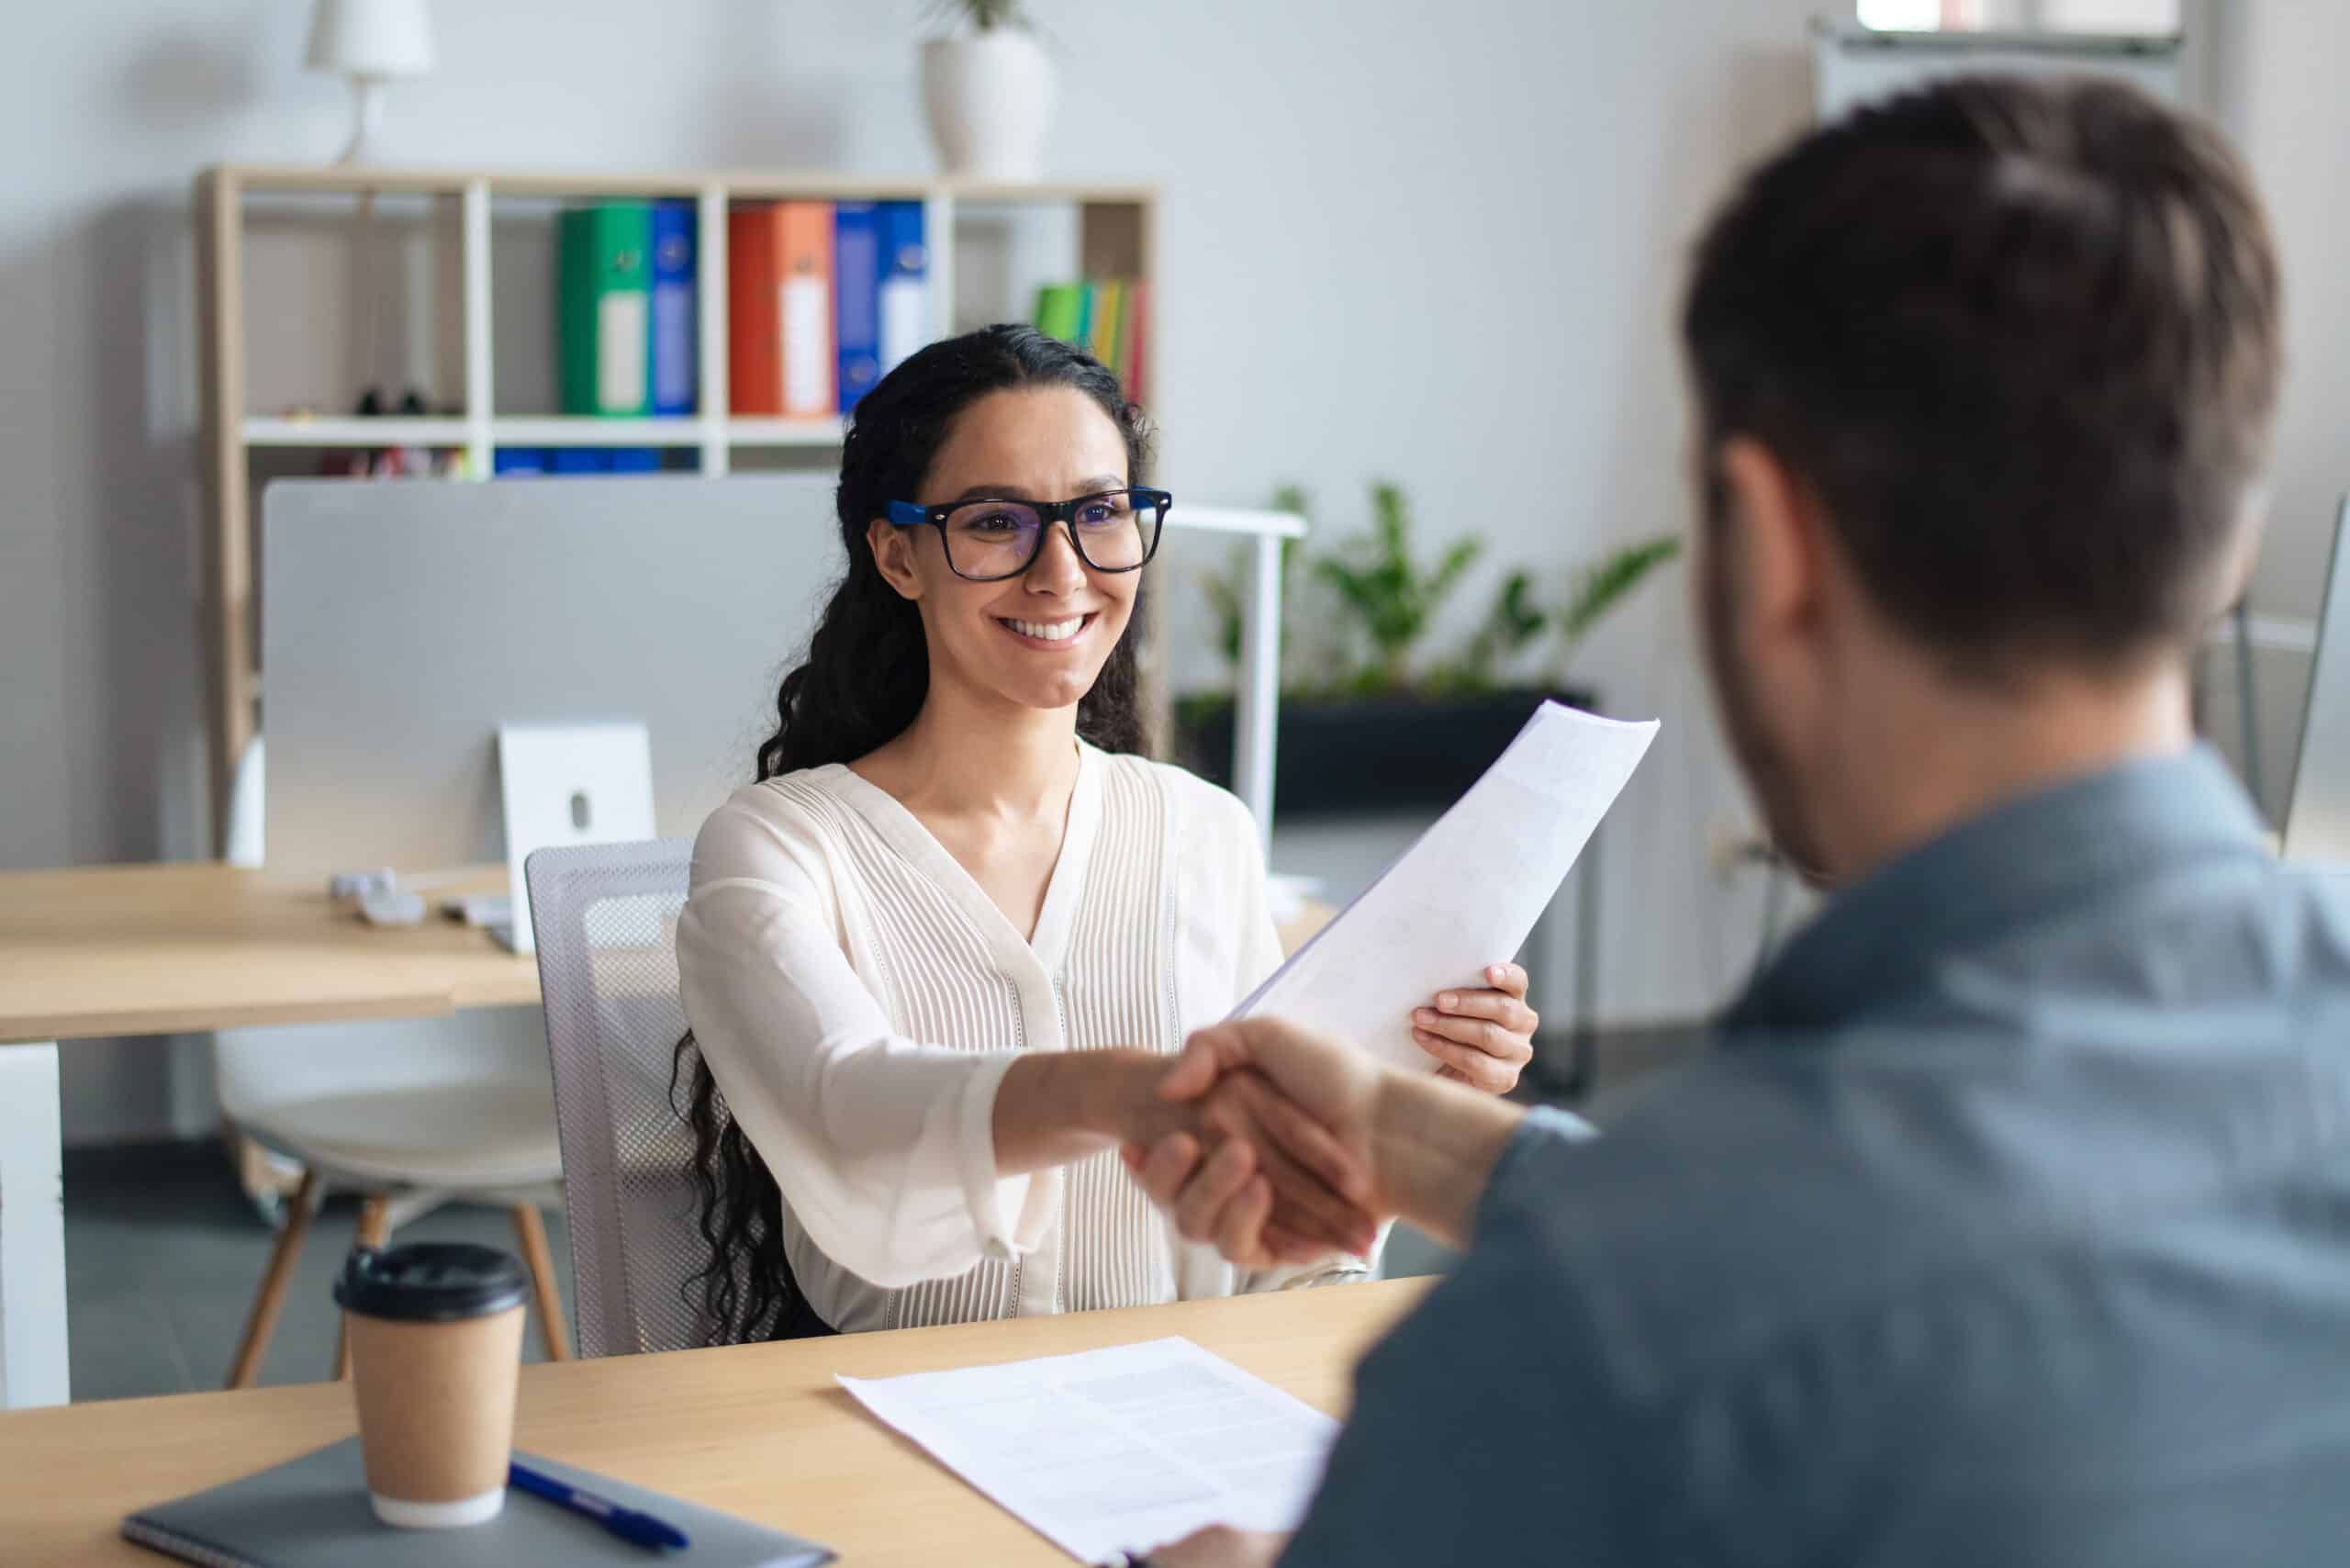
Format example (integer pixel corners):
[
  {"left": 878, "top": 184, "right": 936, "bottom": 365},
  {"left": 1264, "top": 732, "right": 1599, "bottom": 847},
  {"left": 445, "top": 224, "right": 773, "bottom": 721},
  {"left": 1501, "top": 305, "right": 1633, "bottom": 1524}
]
[{"left": 1410, "top": 961, "right": 1537, "bottom": 1093}]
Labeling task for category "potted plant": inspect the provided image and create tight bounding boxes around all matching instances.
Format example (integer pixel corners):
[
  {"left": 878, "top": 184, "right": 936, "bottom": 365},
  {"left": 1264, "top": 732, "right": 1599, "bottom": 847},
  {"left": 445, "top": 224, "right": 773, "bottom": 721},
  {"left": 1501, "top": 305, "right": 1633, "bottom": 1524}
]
[
  {"left": 1179, "top": 482, "right": 1680, "bottom": 817},
  {"left": 920, "top": 0, "right": 1055, "bottom": 180}
]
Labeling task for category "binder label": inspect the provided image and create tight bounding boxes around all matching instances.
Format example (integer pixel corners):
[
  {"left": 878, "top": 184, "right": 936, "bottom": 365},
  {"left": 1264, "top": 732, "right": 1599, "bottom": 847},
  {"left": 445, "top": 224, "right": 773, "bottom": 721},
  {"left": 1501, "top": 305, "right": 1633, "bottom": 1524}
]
[
  {"left": 598, "top": 294, "right": 649, "bottom": 415},
  {"left": 879, "top": 277, "right": 925, "bottom": 376},
  {"left": 783, "top": 277, "right": 830, "bottom": 414}
]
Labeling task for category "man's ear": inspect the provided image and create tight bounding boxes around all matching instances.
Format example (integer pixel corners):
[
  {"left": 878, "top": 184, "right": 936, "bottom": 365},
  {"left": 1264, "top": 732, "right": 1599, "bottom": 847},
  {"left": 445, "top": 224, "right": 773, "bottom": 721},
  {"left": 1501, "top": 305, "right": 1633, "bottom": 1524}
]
[
  {"left": 1715, "top": 436, "right": 1825, "bottom": 650},
  {"left": 2207, "top": 487, "right": 2268, "bottom": 622},
  {"left": 866, "top": 518, "right": 924, "bottom": 601}
]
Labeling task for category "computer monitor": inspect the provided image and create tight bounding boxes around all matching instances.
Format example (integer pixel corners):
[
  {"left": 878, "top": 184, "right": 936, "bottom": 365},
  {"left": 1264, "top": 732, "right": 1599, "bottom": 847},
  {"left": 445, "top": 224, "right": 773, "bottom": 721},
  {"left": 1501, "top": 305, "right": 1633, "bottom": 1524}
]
[
  {"left": 2280, "top": 497, "right": 2350, "bottom": 864},
  {"left": 263, "top": 474, "right": 837, "bottom": 875}
]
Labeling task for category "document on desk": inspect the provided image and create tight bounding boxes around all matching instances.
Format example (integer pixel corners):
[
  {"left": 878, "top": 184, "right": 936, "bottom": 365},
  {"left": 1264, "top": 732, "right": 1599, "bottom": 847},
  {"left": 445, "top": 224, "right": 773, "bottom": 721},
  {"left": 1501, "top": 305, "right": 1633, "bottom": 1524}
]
[
  {"left": 1235, "top": 700, "right": 1659, "bottom": 1070},
  {"left": 837, "top": 1337, "right": 1337, "bottom": 1563}
]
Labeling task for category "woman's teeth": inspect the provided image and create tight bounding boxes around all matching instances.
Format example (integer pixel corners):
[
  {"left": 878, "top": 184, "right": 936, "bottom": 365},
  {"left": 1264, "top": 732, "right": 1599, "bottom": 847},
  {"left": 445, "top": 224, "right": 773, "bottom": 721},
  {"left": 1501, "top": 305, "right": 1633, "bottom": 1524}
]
[{"left": 1005, "top": 617, "right": 1084, "bottom": 643}]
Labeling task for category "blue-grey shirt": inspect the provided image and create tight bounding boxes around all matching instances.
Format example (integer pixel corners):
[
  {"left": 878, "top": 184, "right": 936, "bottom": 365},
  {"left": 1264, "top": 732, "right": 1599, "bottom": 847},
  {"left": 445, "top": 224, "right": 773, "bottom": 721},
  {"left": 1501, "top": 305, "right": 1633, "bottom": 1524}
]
[{"left": 1285, "top": 748, "right": 2350, "bottom": 1565}]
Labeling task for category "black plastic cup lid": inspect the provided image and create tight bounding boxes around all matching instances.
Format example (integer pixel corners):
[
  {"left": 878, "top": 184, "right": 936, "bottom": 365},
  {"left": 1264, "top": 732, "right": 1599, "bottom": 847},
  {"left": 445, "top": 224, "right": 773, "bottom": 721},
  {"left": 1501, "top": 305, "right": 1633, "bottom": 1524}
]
[{"left": 333, "top": 1243, "right": 532, "bottom": 1323}]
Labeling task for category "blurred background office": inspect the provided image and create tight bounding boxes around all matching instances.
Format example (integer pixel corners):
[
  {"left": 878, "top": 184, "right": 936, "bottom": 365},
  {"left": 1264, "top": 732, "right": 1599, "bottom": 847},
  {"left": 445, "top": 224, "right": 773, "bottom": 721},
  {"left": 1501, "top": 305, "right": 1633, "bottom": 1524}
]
[{"left": 4, "top": 0, "right": 2345, "bottom": 1398}]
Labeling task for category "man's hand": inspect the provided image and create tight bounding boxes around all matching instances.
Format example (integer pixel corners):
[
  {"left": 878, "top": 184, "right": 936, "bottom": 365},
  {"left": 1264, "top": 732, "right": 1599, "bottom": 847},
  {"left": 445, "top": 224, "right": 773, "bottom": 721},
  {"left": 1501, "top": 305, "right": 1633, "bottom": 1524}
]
[
  {"left": 1096, "top": 1044, "right": 1375, "bottom": 1262},
  {"left": 1140, "top": 1074, "right": 1379, "bottom": 1265},
  {"left": 1126, "top": 1014, "right": 1530, "bottom": 1260},
  {"left": 1122, "top": 1017, "right": 1393, "bottom": 1268}
]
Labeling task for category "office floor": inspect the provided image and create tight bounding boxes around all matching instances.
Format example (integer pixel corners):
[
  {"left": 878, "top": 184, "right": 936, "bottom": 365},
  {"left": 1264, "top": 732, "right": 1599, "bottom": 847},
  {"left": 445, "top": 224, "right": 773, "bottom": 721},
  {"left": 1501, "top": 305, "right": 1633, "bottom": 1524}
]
[
  {"left": 63, "top": 1141, "right": 575, "bottom": 1402},
  {"left": 62, "top": 1022, "right": 1710, "bottom": 1404}
]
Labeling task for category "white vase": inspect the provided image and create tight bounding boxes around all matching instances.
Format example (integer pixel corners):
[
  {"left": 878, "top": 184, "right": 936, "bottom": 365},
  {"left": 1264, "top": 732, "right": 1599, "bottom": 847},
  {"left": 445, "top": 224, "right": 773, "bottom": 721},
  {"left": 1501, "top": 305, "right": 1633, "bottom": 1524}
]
[{"left": 921, "top": 30, "right": 1056, "bottom": 181}]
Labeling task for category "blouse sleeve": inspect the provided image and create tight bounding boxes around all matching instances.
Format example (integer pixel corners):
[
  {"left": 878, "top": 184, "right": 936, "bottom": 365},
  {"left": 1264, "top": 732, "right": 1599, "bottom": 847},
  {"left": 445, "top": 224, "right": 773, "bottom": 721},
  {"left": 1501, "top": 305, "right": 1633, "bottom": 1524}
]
[{"left": 674, "top": 796, "right": 1058, "bottom": 1290}]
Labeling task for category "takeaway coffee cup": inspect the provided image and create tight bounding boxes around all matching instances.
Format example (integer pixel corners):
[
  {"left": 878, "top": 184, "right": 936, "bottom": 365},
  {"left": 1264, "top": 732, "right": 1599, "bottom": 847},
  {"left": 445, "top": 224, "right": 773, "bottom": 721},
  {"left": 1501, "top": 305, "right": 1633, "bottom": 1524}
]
[{"left": 334, "top": 1242, "right": 532, "bottom": 1529}]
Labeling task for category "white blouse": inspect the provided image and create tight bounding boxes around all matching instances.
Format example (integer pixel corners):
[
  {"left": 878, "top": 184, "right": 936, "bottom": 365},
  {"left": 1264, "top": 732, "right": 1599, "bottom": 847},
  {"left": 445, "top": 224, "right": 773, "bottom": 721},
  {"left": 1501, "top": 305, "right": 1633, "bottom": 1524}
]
[{"left": 675, "top": 743, "right": 1371, "bottom": 1335}]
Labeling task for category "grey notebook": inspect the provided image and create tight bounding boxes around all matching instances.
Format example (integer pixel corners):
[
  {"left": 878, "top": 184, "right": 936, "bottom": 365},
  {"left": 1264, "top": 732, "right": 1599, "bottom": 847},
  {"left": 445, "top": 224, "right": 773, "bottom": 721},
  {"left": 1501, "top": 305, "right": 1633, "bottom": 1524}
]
[{"left": 122, "top": 1438, "right": 834, "bottom": 1568}]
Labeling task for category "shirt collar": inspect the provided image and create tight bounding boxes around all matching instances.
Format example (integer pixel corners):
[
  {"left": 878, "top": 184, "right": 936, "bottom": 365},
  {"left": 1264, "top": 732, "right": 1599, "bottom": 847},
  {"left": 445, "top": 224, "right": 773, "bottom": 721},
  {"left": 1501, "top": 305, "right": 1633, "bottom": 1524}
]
[{"left": 1727, "top": 745, "right": 2271, "bottom": 1036}]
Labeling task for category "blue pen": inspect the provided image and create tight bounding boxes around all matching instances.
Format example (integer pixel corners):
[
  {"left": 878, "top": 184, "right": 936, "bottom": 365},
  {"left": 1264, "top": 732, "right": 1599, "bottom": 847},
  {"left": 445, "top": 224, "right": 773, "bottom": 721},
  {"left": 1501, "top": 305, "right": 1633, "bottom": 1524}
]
[{"left": 509, "top": 1461, "right": 692, "bottom": 1551}]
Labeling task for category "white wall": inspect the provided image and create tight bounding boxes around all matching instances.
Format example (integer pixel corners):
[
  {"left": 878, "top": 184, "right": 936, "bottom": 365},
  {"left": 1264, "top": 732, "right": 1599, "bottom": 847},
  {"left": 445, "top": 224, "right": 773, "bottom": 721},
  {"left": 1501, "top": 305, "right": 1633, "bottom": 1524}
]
[
  {"left": 2216, "top": 0, "right": 2350, "bottom": 627},
  {"left": 2199, "top": 1, "right": 2350, "bottom": 822},
  {"left": 6, "top": 1, "right": 2344, "bottom": 1143}
]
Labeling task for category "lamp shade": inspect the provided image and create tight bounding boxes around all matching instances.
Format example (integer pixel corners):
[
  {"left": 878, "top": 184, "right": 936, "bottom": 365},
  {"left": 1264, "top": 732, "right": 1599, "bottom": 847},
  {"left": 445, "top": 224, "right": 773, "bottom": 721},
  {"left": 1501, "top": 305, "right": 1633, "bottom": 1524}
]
[{"left": 306, "top": 0, "right": 435, "bottom": 79}]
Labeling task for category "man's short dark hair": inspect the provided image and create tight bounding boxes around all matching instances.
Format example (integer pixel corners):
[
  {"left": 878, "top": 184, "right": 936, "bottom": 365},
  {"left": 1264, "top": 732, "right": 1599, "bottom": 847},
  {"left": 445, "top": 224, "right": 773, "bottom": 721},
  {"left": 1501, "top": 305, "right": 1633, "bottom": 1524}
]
[{"left": 1683, "top": 75, "right": 2281, "bottom": 673}]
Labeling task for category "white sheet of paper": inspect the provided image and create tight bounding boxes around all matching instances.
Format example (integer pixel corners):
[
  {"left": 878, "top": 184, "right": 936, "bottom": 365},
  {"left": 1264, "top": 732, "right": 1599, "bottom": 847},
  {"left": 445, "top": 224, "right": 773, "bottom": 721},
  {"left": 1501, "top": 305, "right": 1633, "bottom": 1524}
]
[
  {"left": 836, "top": 1337, "right": 1338, "bottom": 1563},
  {"left": 1235, "top": 700, "right": 1659, "bottom": 1070}
]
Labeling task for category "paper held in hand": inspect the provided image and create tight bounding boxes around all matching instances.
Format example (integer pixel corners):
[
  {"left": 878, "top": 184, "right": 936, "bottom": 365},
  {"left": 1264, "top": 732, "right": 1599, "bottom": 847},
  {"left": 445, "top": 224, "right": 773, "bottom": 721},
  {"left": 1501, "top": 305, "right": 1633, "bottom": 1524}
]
[{"left": 1232, "top": 700, "right": 1659, "bottom": 1071}]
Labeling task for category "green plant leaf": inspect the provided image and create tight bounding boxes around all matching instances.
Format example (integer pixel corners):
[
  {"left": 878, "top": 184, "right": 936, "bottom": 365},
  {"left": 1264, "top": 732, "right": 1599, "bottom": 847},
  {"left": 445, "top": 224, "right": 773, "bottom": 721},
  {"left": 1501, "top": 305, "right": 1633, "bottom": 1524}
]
[
  {"left": 1370, "top": 481, "right": 1407, "bottom": 555},
  {"left": 1560, "top": 535, "right": 1683, "bottom": 651},
  {"left": 1499, "top": 571, "right": 1547, "bottom": 649},
  {"left": 1432, "top": 536, "right": 1483, "bottom": 598},
  {"left": 1446, "top": 568, "right": 1549, "bottom": 694},
  {"left": 1299, "top": 479, "right": 1507, "bottom": 692},
  {"left": 1311, "top": 554, "right": 1376, "bottom": 612}
]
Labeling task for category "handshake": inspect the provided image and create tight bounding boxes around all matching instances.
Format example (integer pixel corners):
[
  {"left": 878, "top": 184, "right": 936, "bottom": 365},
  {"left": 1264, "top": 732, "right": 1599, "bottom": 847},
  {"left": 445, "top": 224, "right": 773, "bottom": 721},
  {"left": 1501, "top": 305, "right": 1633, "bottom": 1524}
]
[
  {"left": 1120, "top": 1017, "right": 1391, "bottom": 1269},
  {"left": 1116, "top": 1011, "right": 1524, "bottom": 1271}
]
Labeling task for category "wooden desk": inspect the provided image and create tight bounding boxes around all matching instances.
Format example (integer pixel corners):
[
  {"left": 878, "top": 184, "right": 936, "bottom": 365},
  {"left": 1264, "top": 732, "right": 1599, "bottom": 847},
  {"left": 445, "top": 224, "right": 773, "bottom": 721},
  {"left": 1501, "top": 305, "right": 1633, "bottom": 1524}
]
[
  {"left": 0, "top": 863, "right": 537, "bottom": 1408},
  {"left": 0, "top": 1278, "right": 1429, "bottom": 1566},
  {"left": 0, "top": 867, "right": 1336, "bottom": 1411},
  {"left": 0, "top": 863, "right": 536, "bottom": 1042}
]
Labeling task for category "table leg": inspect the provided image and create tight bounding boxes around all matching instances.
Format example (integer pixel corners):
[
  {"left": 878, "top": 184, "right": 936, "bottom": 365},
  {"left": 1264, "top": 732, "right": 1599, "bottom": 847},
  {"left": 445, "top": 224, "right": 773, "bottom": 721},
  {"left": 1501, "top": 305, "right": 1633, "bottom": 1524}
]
[{"left": 0, "top": 1041, "right": 68, "bottom": 1408}]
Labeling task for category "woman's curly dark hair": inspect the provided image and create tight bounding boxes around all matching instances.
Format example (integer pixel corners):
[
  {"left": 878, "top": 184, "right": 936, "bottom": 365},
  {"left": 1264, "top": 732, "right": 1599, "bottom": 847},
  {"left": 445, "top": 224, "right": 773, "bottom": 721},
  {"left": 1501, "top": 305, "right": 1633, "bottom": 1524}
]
[{"left": 673, "top": 324, "right": 1154, "bottom": 1342}]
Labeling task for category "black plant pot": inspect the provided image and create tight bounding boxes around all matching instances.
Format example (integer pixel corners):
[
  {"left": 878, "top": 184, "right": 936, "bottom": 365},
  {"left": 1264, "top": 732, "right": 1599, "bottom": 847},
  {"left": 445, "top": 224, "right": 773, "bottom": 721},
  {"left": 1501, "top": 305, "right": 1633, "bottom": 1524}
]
[{"left": 1175, "top": 686, "right": 1599, "bottom": 819}]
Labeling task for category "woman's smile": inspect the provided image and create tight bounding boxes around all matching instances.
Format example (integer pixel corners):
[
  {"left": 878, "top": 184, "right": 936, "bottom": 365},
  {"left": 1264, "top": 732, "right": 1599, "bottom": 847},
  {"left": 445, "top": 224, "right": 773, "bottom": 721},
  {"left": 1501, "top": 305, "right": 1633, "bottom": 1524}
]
[{"left": 995, "top": 611, "right": 1096, "bottom": 648}]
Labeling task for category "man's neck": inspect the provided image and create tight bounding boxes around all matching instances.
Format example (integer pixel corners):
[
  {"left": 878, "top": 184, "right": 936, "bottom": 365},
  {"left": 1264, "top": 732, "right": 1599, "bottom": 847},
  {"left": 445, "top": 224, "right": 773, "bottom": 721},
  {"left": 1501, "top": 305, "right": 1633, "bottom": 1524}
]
[{"left": 1812, "top": 659, "right": 2197, "bottom": 887}]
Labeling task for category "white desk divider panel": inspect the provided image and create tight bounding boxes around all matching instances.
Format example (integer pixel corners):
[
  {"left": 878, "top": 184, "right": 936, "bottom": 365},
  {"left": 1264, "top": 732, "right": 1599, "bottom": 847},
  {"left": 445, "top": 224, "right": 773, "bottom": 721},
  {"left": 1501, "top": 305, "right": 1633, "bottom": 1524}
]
[
  {"left": 265, "top": 476, "right": 837, "bottom": 875},
  {"left": 263, "top": 477, "right": 1303, "bottom": 876},
  {"left": 0, "top": 1041, "right": 66, "bottom": 1408}
]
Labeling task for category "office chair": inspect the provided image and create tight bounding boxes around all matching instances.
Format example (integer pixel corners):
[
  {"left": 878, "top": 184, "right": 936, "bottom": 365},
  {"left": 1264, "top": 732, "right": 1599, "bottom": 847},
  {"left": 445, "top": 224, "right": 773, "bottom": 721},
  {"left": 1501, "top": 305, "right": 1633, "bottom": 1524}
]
[
  {"left": 217, "top": 738, "right": 572, "bottom": 1386},
  {"left": 522, "top": 838, "right": 717, "bottom": 1358}
]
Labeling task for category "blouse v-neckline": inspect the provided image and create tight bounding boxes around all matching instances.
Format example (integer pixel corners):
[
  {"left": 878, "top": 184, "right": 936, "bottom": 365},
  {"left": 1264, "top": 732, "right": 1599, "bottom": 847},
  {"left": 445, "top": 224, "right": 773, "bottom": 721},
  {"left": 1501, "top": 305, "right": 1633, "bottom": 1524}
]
[{"left": 823, "top": 744, "right": 1103, "bottom": 970}]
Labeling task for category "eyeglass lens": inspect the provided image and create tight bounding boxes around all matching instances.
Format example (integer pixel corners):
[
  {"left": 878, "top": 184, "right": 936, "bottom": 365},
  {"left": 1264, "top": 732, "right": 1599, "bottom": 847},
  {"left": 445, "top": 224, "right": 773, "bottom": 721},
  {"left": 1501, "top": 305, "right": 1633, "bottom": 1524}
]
[{"left": 941, "top": 492, "right": 1159, "bottom": 579}]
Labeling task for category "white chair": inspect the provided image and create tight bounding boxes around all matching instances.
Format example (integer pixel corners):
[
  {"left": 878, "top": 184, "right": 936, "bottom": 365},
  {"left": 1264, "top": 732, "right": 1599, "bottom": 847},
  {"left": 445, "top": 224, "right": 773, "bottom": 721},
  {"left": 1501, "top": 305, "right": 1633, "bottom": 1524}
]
[
  {"left": 521, "top": 838, "right": 711, "bottom": 1359},
  {"left": 217, "top": 738, "right": 572, "bottom": 1385}
]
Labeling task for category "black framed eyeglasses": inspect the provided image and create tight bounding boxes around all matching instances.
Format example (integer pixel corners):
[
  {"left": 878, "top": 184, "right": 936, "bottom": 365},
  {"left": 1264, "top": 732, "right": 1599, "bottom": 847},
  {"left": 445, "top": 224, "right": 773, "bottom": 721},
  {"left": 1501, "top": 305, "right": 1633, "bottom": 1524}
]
[{"left": 885, "top": 487, "right": 1172, "bottom": 582}]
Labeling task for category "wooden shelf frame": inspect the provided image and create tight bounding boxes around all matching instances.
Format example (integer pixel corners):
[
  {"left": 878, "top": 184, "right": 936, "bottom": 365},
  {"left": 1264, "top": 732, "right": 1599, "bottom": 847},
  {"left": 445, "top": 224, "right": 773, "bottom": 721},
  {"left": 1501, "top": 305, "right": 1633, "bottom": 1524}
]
[{"left": 195, "top": 163, "right": 1162, "bottom": 853}]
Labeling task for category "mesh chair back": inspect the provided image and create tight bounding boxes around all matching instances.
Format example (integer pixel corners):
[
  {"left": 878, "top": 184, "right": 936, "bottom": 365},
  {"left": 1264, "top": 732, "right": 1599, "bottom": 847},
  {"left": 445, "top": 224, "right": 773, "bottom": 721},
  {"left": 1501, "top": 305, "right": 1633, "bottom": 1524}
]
[{"left": 524, "top": 839, "right": 712, "bottom": 1358}]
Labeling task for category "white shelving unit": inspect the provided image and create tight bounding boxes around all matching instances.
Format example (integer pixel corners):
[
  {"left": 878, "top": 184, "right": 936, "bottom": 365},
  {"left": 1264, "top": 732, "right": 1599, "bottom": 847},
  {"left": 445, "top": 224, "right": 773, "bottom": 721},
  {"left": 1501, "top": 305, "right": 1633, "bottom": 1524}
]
[
  {"left": 196, "top": 163, "right": 1161, "bottom": 851},
  {"left": 241, "top": 416, "right": 847, "bottom": 450}
]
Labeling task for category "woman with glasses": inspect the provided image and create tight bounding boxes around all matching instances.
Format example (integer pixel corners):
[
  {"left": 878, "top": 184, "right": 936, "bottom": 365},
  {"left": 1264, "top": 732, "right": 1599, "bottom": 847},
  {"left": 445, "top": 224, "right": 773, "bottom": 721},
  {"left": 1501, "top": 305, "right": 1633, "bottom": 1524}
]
[{"left": 672, "top": 325, "right": 1537, "bottom": 1342}]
